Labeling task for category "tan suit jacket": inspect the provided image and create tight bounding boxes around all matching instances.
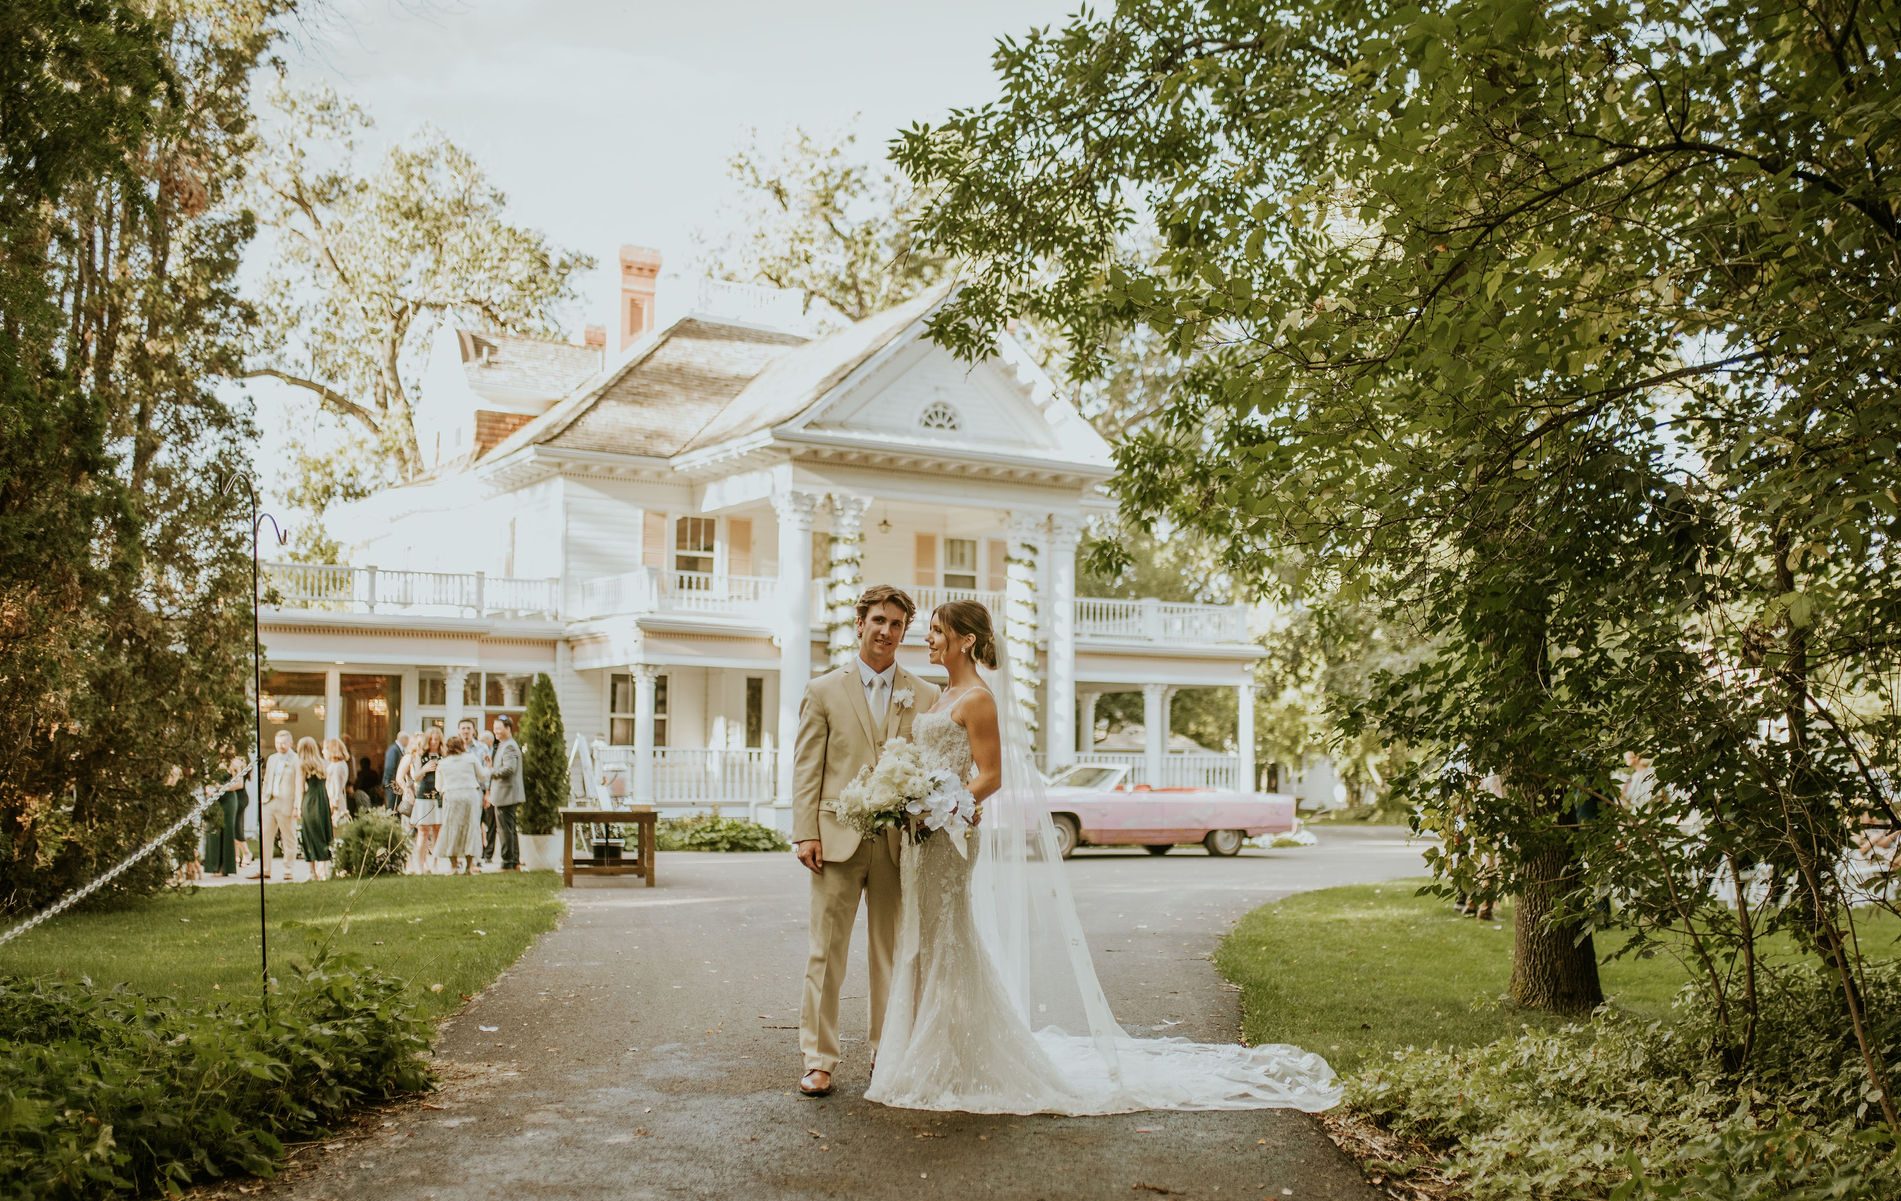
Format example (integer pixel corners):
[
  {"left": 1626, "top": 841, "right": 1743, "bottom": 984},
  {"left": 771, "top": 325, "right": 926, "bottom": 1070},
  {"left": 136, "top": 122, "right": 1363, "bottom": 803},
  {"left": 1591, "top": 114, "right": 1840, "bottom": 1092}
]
[{"left": 791, "top": 663, "right": 939, "bottom": 863}]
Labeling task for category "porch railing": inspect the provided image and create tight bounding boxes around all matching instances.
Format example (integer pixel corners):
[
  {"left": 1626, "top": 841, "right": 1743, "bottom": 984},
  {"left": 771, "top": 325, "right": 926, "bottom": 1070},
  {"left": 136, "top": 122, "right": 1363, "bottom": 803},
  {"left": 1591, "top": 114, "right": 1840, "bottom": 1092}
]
[
  {"left": 1073, "top": 597, "right": 1249, "bottom": 644},
  {"left": 579, "top": 569, "right": 778, "bottom": 620},
  {"left": 261, "top": 562, "right": 560, "bottom": 619},
  {"left": 1072, "top": 750, "right": 1242, "bottom": 791},
  {"left": 592, "top": 747, "right": 779, "bottom": 808}
]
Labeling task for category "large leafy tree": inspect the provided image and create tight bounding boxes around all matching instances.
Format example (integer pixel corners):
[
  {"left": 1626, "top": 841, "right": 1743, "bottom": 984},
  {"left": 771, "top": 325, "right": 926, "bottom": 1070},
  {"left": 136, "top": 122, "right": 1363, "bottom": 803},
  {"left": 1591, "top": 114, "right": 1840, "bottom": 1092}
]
[
  {"left": 1, "top": 0, "right": 284, "bottom": 912},
  {"left": 695, "top": 123, "right": 948, "bottom": 327},
  {"left": 246, "top": 86, "right": 592, "bottom": 483},
  {"left": 896, "top": 0, "right": 1901, "bottom": 1092}
]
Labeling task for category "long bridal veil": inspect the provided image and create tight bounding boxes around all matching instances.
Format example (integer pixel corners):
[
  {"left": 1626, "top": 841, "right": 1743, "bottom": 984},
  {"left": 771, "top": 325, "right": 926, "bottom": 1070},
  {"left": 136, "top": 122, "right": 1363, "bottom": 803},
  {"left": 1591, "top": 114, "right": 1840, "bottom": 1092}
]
[{"left": 967, "top": 639, "right": 1342, "bottom": 1113}]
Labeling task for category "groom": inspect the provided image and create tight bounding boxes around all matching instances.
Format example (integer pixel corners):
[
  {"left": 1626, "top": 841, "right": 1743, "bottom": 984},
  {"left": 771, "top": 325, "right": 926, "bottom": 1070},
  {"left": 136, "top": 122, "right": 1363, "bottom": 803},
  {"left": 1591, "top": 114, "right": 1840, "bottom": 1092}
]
[{"left": 792, "top": 583, "right": 938, "bottom": 1098}]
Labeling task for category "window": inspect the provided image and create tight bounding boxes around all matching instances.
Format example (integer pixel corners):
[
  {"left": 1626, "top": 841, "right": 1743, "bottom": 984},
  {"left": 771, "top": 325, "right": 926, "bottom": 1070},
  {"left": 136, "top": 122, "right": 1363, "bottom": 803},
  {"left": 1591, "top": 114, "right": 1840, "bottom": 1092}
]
[
  {"left": 609, "top": 672, "right": 669, "bottom": 747},
  {"left": 919, "top": 399, "right": 961, "bottom": 431},
  {"left": 675, "top": 516, "right": 715, "bottom": 578},
  {"left": 418, "top": 669, "right": 447, "bottom": 707},
  {"left": 745, "top": 677, "right": 764, "bottom": 748},
  {"left": 944, "top": 537, "right": 979, "bottom": 590}
]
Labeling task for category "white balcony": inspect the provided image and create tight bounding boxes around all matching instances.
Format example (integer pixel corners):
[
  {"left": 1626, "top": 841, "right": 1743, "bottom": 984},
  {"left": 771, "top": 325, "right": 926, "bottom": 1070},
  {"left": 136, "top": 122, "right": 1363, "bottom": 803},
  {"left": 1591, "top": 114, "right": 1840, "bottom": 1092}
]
[
  {"left": 264, "top": 562, "right": 1252, "bottom": 647},
  {"left": 262, "top": 562, "right": 560, "bottom": 619},
  {"left": 579, "top": 568, "right": 778, "bottom": 621},
  {"left": 1073, "top": 597, "right": 1249, "bottom": 644}
]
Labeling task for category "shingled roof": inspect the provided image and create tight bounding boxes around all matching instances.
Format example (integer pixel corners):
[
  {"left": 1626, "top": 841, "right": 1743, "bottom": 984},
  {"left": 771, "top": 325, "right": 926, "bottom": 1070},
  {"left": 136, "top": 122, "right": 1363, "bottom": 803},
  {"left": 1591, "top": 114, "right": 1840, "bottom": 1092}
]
[
  {"left": 457, "top": 330, "right": 602, "bottom": 404},
  {"left": 482, "top": 317, "right": 809, "bottom": 462}
]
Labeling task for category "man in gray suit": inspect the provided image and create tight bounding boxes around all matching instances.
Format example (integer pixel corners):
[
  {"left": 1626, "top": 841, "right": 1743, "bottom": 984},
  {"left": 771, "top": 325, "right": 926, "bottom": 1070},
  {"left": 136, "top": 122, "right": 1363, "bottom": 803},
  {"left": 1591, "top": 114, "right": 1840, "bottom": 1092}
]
[{"left": 489, "top": 714, "right": 524, "bottom": 870}]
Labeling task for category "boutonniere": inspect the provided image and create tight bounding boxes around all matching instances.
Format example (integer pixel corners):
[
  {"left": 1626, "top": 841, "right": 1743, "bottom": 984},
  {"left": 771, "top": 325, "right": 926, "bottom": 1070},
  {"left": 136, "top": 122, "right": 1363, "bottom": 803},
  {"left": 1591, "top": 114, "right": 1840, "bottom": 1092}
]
[{"left": 893, "top": 687, "right": 915, "bottom": 709}]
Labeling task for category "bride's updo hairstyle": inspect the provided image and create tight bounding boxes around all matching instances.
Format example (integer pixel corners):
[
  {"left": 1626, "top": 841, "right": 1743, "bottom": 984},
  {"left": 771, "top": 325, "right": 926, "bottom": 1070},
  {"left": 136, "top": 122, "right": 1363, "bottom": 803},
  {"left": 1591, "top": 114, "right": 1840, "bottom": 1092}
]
[{"left": 932, "top": 599, "right": 999, "bottom": 669}]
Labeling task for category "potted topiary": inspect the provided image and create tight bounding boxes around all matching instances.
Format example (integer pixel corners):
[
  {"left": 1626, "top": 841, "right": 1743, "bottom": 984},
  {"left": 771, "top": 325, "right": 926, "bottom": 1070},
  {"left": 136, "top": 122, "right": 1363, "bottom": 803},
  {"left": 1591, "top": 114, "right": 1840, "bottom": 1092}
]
[{"left": 516, "top": 672, "right": 569, "bottom": 871}]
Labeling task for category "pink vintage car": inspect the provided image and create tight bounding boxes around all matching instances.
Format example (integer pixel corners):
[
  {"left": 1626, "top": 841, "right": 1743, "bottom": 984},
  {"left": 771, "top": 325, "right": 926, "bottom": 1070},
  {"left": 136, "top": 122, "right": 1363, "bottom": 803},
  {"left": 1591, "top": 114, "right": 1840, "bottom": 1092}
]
[{"left": 1041, "top": 763, "right": 1297, "bottom": 858}]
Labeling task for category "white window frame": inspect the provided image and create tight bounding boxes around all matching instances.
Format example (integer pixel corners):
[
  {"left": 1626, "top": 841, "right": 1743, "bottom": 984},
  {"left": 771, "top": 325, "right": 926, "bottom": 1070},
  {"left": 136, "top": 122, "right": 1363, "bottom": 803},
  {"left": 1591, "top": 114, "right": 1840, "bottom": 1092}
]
[
  {"left": 673, "top": 516, "right": 717, "bottom": 579},
  {"left": 608, "top": 671, "right": 669, "bottom": 747},
  {"left": 942, "top": 536, "right": 981, "bottom": 591}
]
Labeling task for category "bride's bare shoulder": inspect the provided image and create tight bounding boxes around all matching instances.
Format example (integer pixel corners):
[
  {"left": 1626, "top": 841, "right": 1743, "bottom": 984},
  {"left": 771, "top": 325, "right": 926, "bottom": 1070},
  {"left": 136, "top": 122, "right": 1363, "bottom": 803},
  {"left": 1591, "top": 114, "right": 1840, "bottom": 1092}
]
[{"left": 949, "top": 685, "right": 997, "bottom": 728}]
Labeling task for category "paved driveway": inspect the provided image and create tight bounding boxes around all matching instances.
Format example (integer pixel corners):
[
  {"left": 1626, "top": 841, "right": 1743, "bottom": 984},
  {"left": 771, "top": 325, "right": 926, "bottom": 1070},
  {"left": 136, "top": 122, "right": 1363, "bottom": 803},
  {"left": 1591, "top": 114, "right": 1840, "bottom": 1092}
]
[{"left": 264, "top": 827, "right": 1427, "bottom": 1201}]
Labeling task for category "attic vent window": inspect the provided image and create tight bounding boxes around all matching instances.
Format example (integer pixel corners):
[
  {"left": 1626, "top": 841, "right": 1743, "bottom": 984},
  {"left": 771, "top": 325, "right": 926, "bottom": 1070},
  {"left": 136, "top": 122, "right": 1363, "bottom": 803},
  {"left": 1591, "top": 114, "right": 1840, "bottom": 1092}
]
[{"left": 919, "top": 400, "right": 962, "bottom": 431}]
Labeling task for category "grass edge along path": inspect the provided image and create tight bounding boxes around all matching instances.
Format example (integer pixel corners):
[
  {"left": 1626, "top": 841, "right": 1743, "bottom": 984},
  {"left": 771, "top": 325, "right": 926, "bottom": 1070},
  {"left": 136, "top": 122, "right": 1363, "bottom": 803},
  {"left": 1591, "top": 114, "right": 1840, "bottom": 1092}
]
[
  {"left": 1, "top": 871, "right": 566, "bottom": 1023},
  {"left": 1217, "top": 879, "right": 1901, "bottom": 1201}
]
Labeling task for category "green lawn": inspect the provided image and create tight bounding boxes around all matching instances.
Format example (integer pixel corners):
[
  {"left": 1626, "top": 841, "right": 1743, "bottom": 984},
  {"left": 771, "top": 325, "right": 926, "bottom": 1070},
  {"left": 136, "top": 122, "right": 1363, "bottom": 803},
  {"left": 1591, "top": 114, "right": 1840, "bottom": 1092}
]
[
  {"left": 0, "top": 874, "right": 564, "bottom": 1023},
  {"left": 1217, "top": 878, "right": 1901, "bottom": 1074}
]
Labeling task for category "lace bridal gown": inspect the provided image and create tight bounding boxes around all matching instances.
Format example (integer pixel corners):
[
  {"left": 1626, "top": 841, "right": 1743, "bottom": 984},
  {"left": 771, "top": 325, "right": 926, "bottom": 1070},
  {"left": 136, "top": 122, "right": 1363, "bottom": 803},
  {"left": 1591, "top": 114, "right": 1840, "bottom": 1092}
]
[{"left": 864, "top": 707, "right": 1341, "bottom": 1115}]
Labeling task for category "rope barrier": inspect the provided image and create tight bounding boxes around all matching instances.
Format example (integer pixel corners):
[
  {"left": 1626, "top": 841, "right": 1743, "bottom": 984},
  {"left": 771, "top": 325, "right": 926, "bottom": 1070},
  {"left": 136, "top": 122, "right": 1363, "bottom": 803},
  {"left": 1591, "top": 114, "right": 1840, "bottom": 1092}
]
[{"left": 0, "top": 759, "right": 256, "bottom": 949}]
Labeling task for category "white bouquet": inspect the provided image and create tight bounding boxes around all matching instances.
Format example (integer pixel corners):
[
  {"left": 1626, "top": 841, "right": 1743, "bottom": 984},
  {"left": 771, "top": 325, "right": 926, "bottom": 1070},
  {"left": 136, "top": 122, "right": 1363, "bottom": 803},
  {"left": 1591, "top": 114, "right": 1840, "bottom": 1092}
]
[{"left": 838, "top": 739, "right": 981, "bottom": 857}]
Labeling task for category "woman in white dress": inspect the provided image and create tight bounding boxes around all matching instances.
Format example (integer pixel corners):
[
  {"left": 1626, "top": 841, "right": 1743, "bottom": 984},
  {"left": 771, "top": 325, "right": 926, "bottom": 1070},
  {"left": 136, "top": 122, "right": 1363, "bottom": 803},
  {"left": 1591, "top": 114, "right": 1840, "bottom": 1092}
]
[
  {"left": 864, "top": 599, "right": 1341, "bottom": 1115},
  {"left": 435, "top": 733, "right": 491, "bottom": 875}
]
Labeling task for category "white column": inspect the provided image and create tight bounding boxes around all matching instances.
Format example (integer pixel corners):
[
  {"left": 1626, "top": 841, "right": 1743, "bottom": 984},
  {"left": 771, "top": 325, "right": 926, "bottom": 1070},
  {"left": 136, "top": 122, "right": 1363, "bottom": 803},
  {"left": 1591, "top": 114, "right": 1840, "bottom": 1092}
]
[
  {"left": 633, "top": 664, "right": 660, "bottom": 804},
  {"left": 1237, "top": 681, "right": 1257, "bottom": 793},
  {"left": 443, "top": 666, "right": 470, "bottom": 735},
  {"left": 323, "top": 668, "right": 342, "bottom": 741},
  {"left": 1003, "top": 513, "right": 1047, "bottom": 741},
  {"left": 773, "top": 490, "right": 821, "bottom": 806},
  {"left": 828, "top": 494, "right": 870, "bottom": 667},
  {"left": 1045, "top": 515, "right": 1081, "bottom": 769},
  {"left": 1077, "top": 690, "right": 1101, "bottom": 754},
  {"left": 1142, "top": 683, "right": 1167, "bottom": 787}
]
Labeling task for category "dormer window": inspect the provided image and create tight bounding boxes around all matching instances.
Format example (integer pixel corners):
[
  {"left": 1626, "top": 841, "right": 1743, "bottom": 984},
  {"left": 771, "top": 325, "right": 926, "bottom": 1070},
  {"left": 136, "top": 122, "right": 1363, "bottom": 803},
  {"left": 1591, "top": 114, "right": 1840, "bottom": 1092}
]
[{"left": 918, "top": 400, "right": 962, "bottom": 432}]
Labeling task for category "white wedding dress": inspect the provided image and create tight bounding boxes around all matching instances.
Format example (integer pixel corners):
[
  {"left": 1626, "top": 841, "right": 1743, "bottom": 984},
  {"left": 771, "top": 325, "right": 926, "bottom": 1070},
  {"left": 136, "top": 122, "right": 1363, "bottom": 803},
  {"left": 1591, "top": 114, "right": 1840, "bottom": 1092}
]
[{"left": 864, "top": 707, "right": 1342, "bottom": 1115}]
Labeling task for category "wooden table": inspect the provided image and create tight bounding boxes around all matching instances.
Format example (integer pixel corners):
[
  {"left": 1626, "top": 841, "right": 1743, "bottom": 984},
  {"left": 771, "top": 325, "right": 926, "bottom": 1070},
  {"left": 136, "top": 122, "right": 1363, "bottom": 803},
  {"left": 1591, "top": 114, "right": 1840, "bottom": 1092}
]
[{"left": 560, "top": 807, "right": 657, "bottom": 887}]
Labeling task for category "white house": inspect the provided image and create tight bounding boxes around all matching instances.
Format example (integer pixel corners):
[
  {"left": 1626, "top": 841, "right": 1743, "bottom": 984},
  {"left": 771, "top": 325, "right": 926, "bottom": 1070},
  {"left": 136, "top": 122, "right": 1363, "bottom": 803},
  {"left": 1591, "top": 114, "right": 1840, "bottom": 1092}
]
[{"left": 257, "top": 246, "right": 1263, "bottom": 827}]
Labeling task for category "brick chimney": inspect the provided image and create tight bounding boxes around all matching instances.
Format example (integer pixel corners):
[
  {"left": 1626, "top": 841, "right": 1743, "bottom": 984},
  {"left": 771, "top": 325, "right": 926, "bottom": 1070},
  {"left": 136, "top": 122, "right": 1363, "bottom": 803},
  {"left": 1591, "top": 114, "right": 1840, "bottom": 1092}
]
[
  {"left": 619, "top": 245, "right": 662, "bottom": 350},
  {"left": 582, "top": 323, "right": 606, "bottom": 350}
]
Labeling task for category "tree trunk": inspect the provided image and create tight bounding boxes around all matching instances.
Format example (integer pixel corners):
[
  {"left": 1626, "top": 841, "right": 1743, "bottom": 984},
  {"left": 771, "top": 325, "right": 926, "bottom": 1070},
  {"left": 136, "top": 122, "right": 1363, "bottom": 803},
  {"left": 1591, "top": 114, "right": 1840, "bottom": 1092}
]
[{"left": 1508, "top": 832, "right": 1604, "bottom": 1013}]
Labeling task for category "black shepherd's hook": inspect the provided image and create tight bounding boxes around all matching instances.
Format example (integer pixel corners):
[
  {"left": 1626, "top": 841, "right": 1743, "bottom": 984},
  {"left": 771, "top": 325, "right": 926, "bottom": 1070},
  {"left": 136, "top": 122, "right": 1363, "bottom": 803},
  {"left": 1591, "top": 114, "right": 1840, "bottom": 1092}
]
[{"left": 215, "top": 471, "right": 289, "bottom": 1021}]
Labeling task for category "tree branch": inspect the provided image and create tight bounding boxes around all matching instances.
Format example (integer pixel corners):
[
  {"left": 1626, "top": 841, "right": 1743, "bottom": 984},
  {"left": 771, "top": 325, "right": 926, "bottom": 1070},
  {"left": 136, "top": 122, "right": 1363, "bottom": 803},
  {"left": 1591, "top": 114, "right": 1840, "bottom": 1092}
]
[{"left": 240, "top": 368, "right": 379, "bottom": 429}]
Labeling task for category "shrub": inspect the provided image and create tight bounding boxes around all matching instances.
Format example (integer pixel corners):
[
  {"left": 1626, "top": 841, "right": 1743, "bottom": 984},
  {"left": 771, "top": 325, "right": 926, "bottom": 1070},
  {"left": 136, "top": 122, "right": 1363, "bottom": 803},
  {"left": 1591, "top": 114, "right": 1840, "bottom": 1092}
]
[
  {"left": 333, "top": 810, "right": 411, "bottom": 878},
  {"left": 518, "top": 672, "right": 567, "bottom": 837},
  {"left": 1348, "top": 962, "right": 1901, "bottom": 1201},
  {"left": 655, "top": 814, "right": 790, "bottom": 853},
  {"left": 0, "top": 951, "right": 431, "bottom": 1200}
]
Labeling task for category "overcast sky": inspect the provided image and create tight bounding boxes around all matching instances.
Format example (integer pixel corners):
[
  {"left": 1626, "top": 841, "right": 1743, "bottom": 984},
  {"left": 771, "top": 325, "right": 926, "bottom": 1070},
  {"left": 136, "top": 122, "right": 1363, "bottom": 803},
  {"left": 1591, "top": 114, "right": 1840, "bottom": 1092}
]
[{"left": 250, "top": 0, "right": 1076, "bottom": 503}]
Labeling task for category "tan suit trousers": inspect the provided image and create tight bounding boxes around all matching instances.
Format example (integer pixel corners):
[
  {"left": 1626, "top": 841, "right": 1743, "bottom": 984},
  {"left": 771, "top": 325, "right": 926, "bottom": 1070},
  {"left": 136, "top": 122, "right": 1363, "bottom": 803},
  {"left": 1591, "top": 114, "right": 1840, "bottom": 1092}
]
[
  {"left": 799, "top": 831, "right": 899, "bottom": 1073},
  {"left": 259, "top": 800, "right": 299, "bottom": 878}
]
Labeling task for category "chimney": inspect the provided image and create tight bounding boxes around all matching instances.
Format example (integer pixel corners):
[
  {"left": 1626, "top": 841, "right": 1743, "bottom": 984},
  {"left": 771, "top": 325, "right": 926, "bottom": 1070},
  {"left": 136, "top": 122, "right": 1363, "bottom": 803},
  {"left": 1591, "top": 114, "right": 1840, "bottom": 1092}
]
[
  {"left": 582, "top": 323, "right": 606, "bottom": 350},
  {"left": 618, "top": 245, "right": 662, "bottom": 351}
]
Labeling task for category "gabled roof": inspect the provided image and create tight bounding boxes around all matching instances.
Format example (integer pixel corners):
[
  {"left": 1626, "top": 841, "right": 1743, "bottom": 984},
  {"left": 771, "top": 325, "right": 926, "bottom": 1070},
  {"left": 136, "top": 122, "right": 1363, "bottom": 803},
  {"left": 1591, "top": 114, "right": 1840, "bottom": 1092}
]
[
  {"left": 678, "top": 287, "right": 949, "bottom": 454},
  {"left": 477, "top": 284, "right": 1111, "bottom": 481},
  {"left": 481, "top": 317, "right": 807, "bottom": 462}
]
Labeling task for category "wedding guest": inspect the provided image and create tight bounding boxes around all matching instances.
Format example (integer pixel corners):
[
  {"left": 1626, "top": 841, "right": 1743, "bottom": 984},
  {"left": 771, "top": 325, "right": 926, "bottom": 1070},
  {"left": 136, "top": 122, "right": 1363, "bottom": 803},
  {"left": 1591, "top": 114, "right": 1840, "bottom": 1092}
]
[
  {"left": 490, "top": 715, "right": 524, "bottom": 871},
  {"left": 355, "top": 754, "right": 382, "bottom": 811},
  {"left": 435, "top": 733, "right": 491, "bottom": 875},
  {"left": 403, "top": 728, "right": 445, "bottom": 872},
  {"left": 203, "top": 751, "right": 247, "bottom": 877},
  {"left": 252, "top": 730, "right": 301, "bottom": 881},
  {"left": 457, "top": 718, "right": 495, "bottom": 862},
  {"left": 383, "top": 731, "right": 413, "bottom": 811},
  {"left": 297, "top": 736, "right": 335, "bottom": 881},
  {"left": 321, "top": 738, "right": 350, "bottom": 818}
]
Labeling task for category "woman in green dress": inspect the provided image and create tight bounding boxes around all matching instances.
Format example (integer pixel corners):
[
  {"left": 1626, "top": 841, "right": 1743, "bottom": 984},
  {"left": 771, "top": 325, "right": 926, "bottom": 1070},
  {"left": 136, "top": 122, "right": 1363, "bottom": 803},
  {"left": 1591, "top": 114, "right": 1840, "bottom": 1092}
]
[
  {"left": 202, "top": 752, "right": 247, "bottom": 876},
  {"left": 296, "top": 736, "right": 335, "bottom": 880}
]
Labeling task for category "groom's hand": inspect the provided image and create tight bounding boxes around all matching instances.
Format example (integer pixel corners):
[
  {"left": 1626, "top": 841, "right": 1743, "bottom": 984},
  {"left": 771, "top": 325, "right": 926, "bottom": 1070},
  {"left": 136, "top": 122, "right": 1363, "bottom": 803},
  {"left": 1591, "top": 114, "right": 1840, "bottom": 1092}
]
[{"left": 795, "top": 839, "right": 824, "bottom": 874}]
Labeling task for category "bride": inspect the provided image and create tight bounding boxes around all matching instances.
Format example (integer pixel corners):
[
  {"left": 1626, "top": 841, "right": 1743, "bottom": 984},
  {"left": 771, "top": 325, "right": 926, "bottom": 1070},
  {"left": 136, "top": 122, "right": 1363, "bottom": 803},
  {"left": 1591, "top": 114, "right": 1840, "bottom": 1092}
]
[{"left": 864, "top": 599, "right": 1341, "bottom": 1114}]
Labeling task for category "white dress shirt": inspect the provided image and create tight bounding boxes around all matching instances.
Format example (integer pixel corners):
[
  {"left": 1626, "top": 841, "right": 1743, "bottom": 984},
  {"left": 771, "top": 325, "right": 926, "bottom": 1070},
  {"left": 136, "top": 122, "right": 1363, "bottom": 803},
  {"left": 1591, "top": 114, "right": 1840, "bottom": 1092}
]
[{"left": 858, "top": 658, "right": 897, "bottom": 726}]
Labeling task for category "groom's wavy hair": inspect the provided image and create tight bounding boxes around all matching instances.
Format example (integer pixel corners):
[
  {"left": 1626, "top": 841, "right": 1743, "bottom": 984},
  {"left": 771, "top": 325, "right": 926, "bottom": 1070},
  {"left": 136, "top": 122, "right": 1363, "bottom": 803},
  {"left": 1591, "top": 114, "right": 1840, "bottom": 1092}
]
[
  {"left": 854, "top": 584, "right": 917, "bottom": 627},
  {"left": 932, "top": 599, "right": 999, "bottom": 669}
]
